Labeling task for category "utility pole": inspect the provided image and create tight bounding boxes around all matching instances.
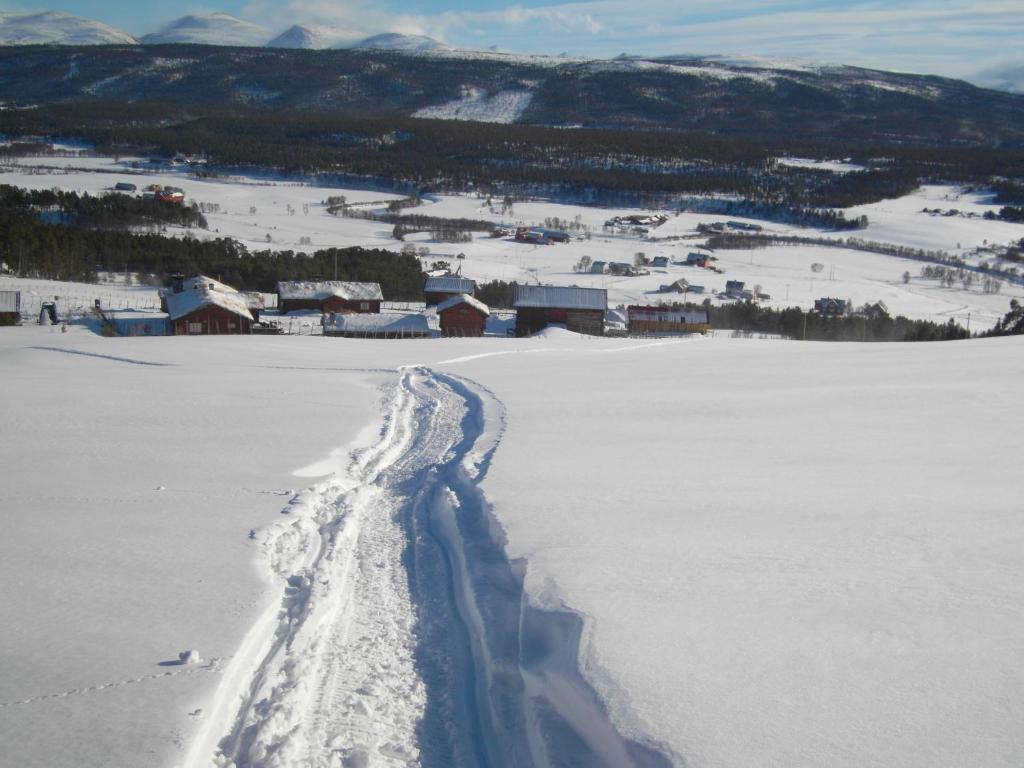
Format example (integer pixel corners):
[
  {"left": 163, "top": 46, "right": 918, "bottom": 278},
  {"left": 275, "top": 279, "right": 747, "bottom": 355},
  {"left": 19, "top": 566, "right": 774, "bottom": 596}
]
[
  {"left": 334, "top": 251, "right": 338, "bottom": 281},
  {"left": 802, "top": 310, "right": 808, "bottom": 341}
]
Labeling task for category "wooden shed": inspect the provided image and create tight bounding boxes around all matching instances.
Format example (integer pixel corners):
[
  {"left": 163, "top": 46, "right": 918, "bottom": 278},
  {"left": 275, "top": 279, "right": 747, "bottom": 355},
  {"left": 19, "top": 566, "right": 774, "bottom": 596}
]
[
  {"left": 0, "top": 290, "right": 21, "bottom": 325},
  {"left": 627, "top": 305, "right": 710, "bottom": 335},
  {"left": 276, "top": 281, "right": 382, "bottom": 315},
  {"left": 513, "top": 284, "right": 606, "bottom": 336},
  {"left": 424, "top": 275, "right": 476, "bottom": 306},
  {"left": 163, "top": 276, "right": 253, "bottom": 335},
  {"left": 437, "top": 294, "right": 489, "bottom": 337}
]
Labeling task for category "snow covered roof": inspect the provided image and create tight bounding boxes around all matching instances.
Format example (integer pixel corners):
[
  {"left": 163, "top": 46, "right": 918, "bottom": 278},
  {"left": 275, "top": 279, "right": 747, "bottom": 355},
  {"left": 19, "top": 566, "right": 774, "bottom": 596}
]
[
  {"left": 513, "top": 284, "right": 607, "bottom": 311},
  {"left": 424, "top": 275, "right": 476, "bottom": 294},
  {"left": 164, "top": 278, "right": 253, "bottom": 322},
  {"left": 436, "top": 293, "right": 490, "bottom": 316},
  {"left": 325, "top": 313, "right": 430, "bottom": 333},
  {"left": 276, "top": 281, "right": 383, "bottom": 302}
]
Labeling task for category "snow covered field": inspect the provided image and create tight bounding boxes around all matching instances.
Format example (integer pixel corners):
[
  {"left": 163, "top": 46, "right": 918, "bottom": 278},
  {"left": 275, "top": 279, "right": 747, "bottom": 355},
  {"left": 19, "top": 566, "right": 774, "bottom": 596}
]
[
  {"left": 3, "top": 154, "right": 1022, "bottom": 329},
  {"left": 1, "top": 325, "right": 1022, "bottom": 767}
]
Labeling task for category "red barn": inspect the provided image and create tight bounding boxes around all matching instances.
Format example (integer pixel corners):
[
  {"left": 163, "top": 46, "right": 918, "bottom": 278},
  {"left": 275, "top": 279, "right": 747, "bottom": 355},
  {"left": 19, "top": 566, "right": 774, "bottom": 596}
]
[
  {"left": 162, "top": 276, "right": 253, "bottom": 335},
  {"left": 437, "top": 293, "right": 489, "bottom": 337},
  {"left": 276, "top": 281, "right": 382, "bottom": 315}
]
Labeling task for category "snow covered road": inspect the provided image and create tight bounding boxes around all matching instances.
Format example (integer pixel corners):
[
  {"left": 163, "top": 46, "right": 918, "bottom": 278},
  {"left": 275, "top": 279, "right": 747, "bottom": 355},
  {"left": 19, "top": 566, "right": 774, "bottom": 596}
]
[{"left": 191, "top": 365, "right": 670, "bottom": 767}]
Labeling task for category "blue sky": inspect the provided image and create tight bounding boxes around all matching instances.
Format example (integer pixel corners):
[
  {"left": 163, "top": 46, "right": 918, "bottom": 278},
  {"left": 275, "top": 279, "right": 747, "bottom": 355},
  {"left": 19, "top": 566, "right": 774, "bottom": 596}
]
[{"left": 3, "top": 0, "right": 1023, "bottom": 79}]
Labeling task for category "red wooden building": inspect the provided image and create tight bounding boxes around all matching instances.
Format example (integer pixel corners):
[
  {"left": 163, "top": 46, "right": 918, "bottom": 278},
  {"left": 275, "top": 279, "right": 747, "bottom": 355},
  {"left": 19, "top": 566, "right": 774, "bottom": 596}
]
[
  {"left": 512, "top": 284, "right": 607, "bottom": 336},
  {"left": 276, "top": 281, "right": 382, "bottom": 315},
  {"left": 437, "top": 294, "right": 489, "bottom": 337},
  {"left": 162, "top": 276, "right": 253, "bottom": 335}
]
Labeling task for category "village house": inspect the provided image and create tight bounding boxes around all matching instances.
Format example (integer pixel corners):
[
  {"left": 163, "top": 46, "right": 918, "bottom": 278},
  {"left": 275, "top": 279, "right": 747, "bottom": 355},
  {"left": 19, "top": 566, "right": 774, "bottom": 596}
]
[
  {"left": 513, "top": 284, "right": 607, "bottom": 336},
  {"left": 161, "top": 275, "right": 253, "bottom": 335},
  {"left": 725, "top": 280, "right": 746, "bottom": 299},
  {"left": 815, "top": 297, "right": 851, "bottom": 317},
  {"left": 659, "top": 278, "right": 689, "bottom": 294},
  {"left": 276, "top": 281, "right": 383, "bottom": 315},
  {"left": 323, "top": 312, "right": 430, "bottom": 339},
  {"left": 681, "top": 252, "right": 709, "bottom": 268},
  {"left": 627, "top": 305, "right": 711, "bottom": 335},
  {"left": 437, "top": 294, "right": 489, "bottom": 337},
  {"left": 424, "top": 275, "right": 476, "bottom": 306},
  {"left": 650, "top": 256, "right": 670, "bottom": 268}
]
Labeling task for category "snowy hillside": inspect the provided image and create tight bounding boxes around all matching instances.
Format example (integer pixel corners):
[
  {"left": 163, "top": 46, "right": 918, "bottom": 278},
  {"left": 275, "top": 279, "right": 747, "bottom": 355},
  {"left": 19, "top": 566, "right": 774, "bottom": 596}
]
[
  {"left": 413, "top": 85, "right": 534, "bottom": 123},
  {"left": 0, "top": 11, "right": 135, "bottom": 45},
  {"left": 141, "top": 13, "right": 269, "bottom": 47},
  {"left": 267, "top": 24, "right": 354, "bottom": 50},
  {"left": 1, "top": 326, "right": 1022, "bottom": 767},
  {"left": 350, "top": 32, "right": 451, "bottom": 52}
]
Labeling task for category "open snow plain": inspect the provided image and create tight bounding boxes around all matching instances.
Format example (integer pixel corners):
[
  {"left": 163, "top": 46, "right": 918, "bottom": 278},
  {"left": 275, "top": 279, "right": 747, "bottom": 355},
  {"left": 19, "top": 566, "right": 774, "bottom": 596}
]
[
  {"left": 2, "top": 326, "right": 1022, "bottom": 767},
  {"left": 3, "top": 154, "right": 1023, "bottom": 328}
]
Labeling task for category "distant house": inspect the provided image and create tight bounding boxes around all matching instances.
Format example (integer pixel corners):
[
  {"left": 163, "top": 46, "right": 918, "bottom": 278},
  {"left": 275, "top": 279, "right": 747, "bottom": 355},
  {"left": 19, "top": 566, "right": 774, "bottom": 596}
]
[
  {"left": 683, "top": 252, "right": 709, "bottom": 267},
  {"left": 814, "top": 297, "right": 851, "bottom": 317},
  {"left": 725, "top": 280, "right": 746, "bottom": 299},
  {"left": 323, "top": 312, "right": 430, "bottom": 339},
  {"left": 650, "top": 256, "right": 670, "bottom": 268},
  {"left": 659, "top": 278, "right": 689, "bottom": 294},
  {"left": 0, "top": 290, "right": 21, "bottom": 325},
  {"left": 513, "top": 284, "right": 607, "bottom": 336},
  {"left": 589, "top": 260, "right": 608, "bottom": 275},
  {"left": 860, "top": 301, "right": 889, "bottom": 320},
  {"left": 424, "top": 275, "right": 476, "bottom": 306},
  {"left": 114, "top": 182, "right": 137, "bottom": 192},
  {"left": 726, "top": 220, "right": 763, "bottom": 232},
  {"left": 514, "top": 228, "right": 570, "bottom": 244},
  {"left": 437, "top": 294, "right": 489, "bottom": 337},
  {"left": 627, "top": 305, "right": 710, "bottom": 335},
  {"left": 161, "top": 275, "right": 253, "bottom": 335},
  {"left": 277, "top": 281, "right": 382, "bottom": 315}
]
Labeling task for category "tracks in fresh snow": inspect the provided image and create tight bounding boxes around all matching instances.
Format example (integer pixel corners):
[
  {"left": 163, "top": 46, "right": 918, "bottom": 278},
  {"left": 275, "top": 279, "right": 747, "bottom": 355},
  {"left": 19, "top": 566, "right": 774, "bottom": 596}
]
[{"left": 190, "top": 366, "right": 672, "bottom": 768}]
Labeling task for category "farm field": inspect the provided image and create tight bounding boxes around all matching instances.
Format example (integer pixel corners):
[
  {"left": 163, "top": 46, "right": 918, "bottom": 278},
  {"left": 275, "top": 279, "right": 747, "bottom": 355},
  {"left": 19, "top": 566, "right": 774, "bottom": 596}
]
[
  {"left": 1, "top": 325, "right": 1022, "bottom": 767},
  {"left": 2, "top": 154, "right": 1022, "bottom": 329}
]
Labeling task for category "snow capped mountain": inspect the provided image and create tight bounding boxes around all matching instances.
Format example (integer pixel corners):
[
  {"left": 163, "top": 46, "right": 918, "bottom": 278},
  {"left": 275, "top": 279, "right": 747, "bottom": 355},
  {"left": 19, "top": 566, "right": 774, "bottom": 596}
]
[
  {"left": 267, "top": 24, "right": 356, "bottom": 50},
  {"left": 0, "top": 11, "right": 136, "bottom": 46},
  {"left": 141, "top": 13, "right": 269, "bottom": 47},
  {"left": 350, "top": 33, "right": 450, "bottom": 52}
]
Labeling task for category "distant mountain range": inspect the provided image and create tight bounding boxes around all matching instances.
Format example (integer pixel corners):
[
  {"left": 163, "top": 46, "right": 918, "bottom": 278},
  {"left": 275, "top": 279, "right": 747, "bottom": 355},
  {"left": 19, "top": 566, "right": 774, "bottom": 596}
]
[
  {"left": 0, "top": 9, "right": 1019, "bottom": 97},
  {"left": 0, "top": 10, "right": 448, "bottom": 54},
  {"left": 2, "top": 42, "right": 1024, "bottom": 148}
]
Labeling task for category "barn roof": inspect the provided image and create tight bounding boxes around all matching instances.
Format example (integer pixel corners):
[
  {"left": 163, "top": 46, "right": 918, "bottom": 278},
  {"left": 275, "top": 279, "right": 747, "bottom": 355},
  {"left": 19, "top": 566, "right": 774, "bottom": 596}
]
[
  {"left": 512, "top": 284, "right": 607, "bottom": 311},
  {"left": 436, "top": 293, "right": 490, "bottom": 316},
  {"left": 325, "top": 312, "right": 430, "bottom": 333},
  {"left": 425, "top": 275, "right": 476, "bottom": 294},
  {"left": 276, "top": 281, "right": 383, "bottom": 301},
  {"left": 164, "top": 281, "right": 253, "bottom": 321}
]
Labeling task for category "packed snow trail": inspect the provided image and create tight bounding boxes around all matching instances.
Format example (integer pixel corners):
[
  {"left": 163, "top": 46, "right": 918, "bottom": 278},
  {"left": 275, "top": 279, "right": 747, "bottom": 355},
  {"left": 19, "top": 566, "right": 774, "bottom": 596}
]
[{"left": 189, "top": 366, "right": 672, "bottom": 768}]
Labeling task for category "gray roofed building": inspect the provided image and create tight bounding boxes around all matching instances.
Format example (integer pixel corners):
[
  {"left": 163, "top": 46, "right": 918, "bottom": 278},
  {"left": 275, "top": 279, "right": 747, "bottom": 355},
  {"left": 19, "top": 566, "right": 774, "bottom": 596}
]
[
  {"left": 424, "top": 276, "right": 476, "bottom": 295},
  {"left": 276, "top": 281, "right": 383, "bottom": 301},
  {"left": 512, "top": 284, "right": 607, "bottom": 311}
]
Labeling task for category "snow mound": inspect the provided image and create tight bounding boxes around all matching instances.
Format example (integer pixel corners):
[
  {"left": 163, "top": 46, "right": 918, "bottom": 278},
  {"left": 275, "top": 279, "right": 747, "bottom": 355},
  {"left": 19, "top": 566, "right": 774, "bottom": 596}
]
[
  {"left": 178, "top": 649, "right": 202, "bottom": 665},
  {"left": 414, "top": 86, "right": 534, "bottom": 124},
  {"left": 0, "top": 11, "right": 136, "bottom": 46},
  {"left": 141, "top": 13, "right": 269, "bottom": 47}
]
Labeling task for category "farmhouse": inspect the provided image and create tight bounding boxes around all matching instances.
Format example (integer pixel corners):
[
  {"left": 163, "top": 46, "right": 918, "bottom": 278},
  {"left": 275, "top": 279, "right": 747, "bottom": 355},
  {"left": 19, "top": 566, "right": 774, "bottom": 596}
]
[
  {"left": 437, "top": 294, "right": 489, "bottom": 337},
  {"left": 513, "top": 284, "right": 606, "bottom": 336},
  {"left": 514, "top": 228, "right": 571, "bottom": 245},
  {"left": 162, "top": 276, "right": 253, "bottom": 335},
  {"left": 682, "top": 252, "right": 709, "bottom": 268},
  {"left": 815, "top": 297, "right": 851, "bottom": 317},
  {"left": 424, "top": 275, "right": 476, "bottom": 306},
  {"left": 627, "top": 305, "right": 710, "bottom": 335},
  {"left": 277, "top": 281, "right": 383, "bottom": 315},
  {"left": 725, "top": 280, "right": 746, "bottom": 299},
  {"left": 0, "top": 290, "right": 21, "bottom": 325},
  {"left": 323, "top": 312, "right": 430, "bottom": 339}
]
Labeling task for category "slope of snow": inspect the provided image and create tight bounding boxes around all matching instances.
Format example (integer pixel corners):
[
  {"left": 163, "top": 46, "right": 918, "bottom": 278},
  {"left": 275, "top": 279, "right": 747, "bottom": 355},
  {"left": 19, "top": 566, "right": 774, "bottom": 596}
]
[
  {"left": 413, "top": 86, "right": 534, "bottom": 123},
  {"left": 0, "top": 10, "right": 136, "bottom": 46},
  {"left": 141, "top": 13, "right": 269, "bottom": 47},
  {"left": 2, "top": 326, "right": 1022, "bottom": 768},
  {"left": 348, "top": 32, "right": 451, "bottom": 52},
  {"left": 267, "top": 24, "right": 355, "bottom": 50}
]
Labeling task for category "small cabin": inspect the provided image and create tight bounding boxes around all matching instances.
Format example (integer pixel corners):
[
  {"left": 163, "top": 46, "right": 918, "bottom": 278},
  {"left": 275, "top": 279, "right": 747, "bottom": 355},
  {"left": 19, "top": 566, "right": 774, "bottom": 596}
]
[
  {"left": 277, "top": 281, "right": 383, "bottom": 315},
  {"left": 162, "top": 276, "right": 253, "bottom": 335},
  {"left": 437, "top": 294, "right": 489, "bottom": 337}
]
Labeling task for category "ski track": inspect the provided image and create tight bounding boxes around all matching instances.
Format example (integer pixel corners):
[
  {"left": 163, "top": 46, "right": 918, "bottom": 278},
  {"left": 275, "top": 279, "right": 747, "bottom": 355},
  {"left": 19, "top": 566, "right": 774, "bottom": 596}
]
[{"left": 188, "top": 365, "right": 672, "bottom": 768}]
